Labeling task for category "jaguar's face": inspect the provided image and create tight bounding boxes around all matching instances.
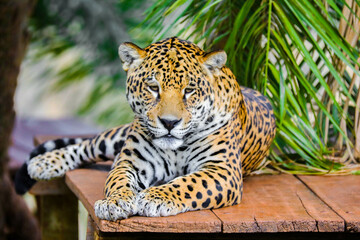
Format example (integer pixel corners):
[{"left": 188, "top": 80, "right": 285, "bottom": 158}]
[
  {"left": 129, "top": 66, "right": 215, "bottom": 150},
  {"left": 119, "top": 37, "right": 227, "bottom": 150}
]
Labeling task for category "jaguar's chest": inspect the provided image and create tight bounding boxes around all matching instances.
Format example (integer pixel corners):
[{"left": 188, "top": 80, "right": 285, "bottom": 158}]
[{"left": 150, "top": 136, "right": 224, "bottom": 177}]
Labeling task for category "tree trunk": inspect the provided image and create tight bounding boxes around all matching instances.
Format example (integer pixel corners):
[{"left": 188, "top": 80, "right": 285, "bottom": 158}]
[{"left": 0, "top": 0, "right": 40, "bottom": 239}]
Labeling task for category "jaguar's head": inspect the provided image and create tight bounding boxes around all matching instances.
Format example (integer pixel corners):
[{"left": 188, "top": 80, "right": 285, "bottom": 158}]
[{"left": 119, "top": 37, "right": 227, "bottom": 150}]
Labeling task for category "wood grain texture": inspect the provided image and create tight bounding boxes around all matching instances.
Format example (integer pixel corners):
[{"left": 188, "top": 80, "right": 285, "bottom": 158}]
[
  {"left": 212, "top": 174, "right": 344, "bottom": 233},
  {"left": 298, "top": 175, "right": 360, "bottom": 232},
  {"left": 65, "top": 165, "right": 221, "bottom": 233}
]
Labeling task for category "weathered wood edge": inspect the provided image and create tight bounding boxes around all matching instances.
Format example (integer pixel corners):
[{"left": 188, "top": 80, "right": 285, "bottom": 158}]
[
  {"left": 297, "top": 175, "right": 360, "bottom": 232},
  {"left": 65, "top": 169, "right": 222, "bottom": 233}
]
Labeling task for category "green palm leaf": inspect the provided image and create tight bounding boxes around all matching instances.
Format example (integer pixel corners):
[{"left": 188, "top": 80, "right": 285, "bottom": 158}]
[{"left": 142, "top": 0, "right": 360, "bottom": 174}]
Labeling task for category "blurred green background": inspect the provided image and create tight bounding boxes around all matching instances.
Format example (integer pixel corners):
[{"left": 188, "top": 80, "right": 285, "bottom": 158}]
[{"left": 16, "top": 0, "right": 360, "bottom": 174}]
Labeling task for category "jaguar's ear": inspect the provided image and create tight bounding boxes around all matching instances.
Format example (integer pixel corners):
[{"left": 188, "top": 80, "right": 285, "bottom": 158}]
[
  {"left": 202, "top": 50, "right": 227, "bottom": 74},
  {"left": 118, "top": 42, "right": 146, "bottom": 71}
]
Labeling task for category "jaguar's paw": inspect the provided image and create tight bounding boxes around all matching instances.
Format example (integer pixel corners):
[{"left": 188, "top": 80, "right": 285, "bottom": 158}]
[
  {"left": 94, "top": 196, "right": 136, "bottom": 221},
  {"left": 136, "top": 187, "right": 187, "bottom": 217}
]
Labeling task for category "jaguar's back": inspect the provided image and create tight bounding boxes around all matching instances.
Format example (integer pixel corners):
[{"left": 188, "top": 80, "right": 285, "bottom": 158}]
[{"left": 240, "top": 87, "right": 276, "bottom": 174}]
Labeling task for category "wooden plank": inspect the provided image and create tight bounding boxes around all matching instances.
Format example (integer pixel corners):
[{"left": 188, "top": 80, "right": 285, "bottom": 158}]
[
  {"left": 298, "top": 175, "right": 360, "bottom": 232},
  {"left": 87, "top": 216, "right": 358, "bottom": 240},
  {"left": 65, "top": 165, "right": 221, "bottom": 233},
  {"left": 212, "top": 174, "right": 344, "bottom": 233}
]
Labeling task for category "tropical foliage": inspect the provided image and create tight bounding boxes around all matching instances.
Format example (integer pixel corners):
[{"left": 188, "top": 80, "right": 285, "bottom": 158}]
[
  {"left": 26, "top": 0, "right": 360, "bottom": 174},
  {"left": 142, "top": 0, "right": 360, "bottom": 174},
  {"left": 26, "top": 0, "right": 153, "bottom": 125}
]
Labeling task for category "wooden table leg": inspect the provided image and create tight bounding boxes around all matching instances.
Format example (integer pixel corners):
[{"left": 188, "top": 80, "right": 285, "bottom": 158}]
[
  {"left": 37, "top": 192, "right": 78, "bottom": 239},
  {"left": 87, "top": 216, "right": 115, "bottom": 240},
  {"left": 86, "top": 215, "right": 95, "bottom": 240}
]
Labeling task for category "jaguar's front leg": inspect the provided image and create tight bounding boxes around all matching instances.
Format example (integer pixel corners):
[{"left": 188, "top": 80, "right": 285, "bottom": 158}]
[
  {"left": 94, "top": 136, "right": 154, "bottom": 220},
  {"left": 94, "top": 158, "right": 140, "bottom": 220},
  {"left": 136, "top": 162, "right": 243, "bottom": 217}
]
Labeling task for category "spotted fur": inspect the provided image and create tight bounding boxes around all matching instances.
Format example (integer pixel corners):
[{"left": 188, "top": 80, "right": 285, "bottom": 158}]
[{"left": 15, "top": 37, "right": 276, "bottom": 220}]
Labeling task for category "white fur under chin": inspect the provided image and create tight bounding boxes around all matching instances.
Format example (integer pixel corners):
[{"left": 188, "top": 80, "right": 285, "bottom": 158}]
[{"left": 153, "top": 137, "right": 184, "bottom": 150}]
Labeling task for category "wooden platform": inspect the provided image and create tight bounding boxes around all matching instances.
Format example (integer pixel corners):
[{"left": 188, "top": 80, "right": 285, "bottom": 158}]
[
  {"left": 27, "top": 134, "right": 360, "bottom": 239},
  {"left": 63, "top": 162, "right": 359, "bottom": 236}
]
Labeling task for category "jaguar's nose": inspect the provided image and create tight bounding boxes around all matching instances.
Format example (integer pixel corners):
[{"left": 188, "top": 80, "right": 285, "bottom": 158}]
[{"left": 158, "top": 117, "right": 182, "bottom": 131}]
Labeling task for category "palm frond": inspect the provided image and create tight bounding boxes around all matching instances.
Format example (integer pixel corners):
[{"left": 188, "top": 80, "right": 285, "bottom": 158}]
[{"left": 142, "top": 0, "right": 360, "bottom": 173}]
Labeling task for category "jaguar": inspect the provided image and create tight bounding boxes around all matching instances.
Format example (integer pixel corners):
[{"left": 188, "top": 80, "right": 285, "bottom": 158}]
[{"left": 15, "top": 37, "right": 276, "bottom": 220}]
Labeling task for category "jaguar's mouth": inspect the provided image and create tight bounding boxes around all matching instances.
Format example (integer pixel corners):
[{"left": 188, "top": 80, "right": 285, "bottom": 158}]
[
  {"left": 152, "top": 135, "right": 184, "bottom": 150},
  {"left": 155, "top": 134, "right": 181, "bottom": 140}
]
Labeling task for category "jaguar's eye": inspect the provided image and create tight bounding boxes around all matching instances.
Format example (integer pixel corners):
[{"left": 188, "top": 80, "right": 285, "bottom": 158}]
[
  {"left": 148, "top": 85, "right": 159, "bottom": 92},
  {"left": 184, "top": 88, "right": 195, "bottom": 94}
]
